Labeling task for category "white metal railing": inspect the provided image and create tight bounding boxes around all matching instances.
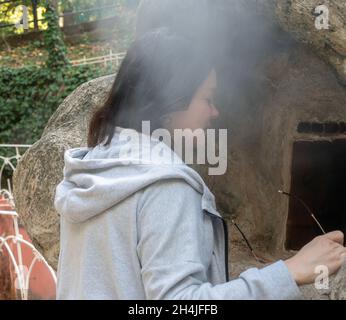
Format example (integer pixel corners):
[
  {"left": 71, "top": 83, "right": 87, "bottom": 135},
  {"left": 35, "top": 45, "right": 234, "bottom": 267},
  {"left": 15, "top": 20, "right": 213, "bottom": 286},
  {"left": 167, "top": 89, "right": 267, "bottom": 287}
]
[
  {"left": 0, "top": 144, "right": 31, "bottom": 201},
  {"left": 70, "top": 50, "right": 126, "bottom": 68},
  {"left": 0, "top": 144, "right": 57, "bottom": 300},
  {"left": 3, "top": 50, "right": 126, "bottom": 69}
]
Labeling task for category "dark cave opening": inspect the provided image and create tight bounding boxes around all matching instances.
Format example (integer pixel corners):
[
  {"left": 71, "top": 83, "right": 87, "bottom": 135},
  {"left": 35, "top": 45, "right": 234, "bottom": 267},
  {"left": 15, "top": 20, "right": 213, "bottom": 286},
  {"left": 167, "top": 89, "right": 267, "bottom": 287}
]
[{"left": 285, "top": 139, "right": 346, "bottom": 250}]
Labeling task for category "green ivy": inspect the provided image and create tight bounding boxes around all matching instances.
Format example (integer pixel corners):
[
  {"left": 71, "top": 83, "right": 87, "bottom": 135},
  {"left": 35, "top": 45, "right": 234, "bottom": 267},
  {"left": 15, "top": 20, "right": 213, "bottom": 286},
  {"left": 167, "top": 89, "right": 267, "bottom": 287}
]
[
  {"left": 0, "top": 1, "right": 129, "bottom": 188},
  {"left": 43, "top": 2, "right": 70, "bottom": 69},
  {"left": 0, "top": 64, "right": 111, "bottom": 144},
  {"left": 0, "top": 2, "right": 114, "bottom": 145},
  {"left": 0, "top": 62, "right": 113, "bottom": 190}
]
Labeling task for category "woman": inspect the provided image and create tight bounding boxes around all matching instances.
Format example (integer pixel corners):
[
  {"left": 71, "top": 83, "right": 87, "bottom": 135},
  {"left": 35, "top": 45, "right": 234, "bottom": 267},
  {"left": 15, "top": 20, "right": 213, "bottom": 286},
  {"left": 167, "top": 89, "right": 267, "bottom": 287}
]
[{"left": 55, "top": 29, "right": 346, "bottom": 299}]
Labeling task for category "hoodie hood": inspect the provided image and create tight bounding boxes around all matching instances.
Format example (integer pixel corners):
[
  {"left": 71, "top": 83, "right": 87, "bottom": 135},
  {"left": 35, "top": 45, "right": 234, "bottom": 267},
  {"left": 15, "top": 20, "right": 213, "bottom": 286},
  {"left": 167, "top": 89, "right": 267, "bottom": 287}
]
[{"left": 54, "top": 127, "right": 221, "bottom": 223}]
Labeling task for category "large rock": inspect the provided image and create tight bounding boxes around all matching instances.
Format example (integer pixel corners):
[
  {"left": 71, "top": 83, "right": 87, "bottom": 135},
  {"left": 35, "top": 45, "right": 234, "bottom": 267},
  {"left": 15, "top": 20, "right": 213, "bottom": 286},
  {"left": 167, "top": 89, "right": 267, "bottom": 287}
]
[{"left": 13, "top": 75, "right": 115, "bottom": 269}]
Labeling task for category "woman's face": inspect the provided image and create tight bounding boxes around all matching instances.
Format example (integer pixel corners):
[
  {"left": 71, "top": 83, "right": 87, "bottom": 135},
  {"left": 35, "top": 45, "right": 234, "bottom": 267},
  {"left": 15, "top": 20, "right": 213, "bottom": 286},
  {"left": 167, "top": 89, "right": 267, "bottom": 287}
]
[{"left": 165, "top": 69, "right": 219, "bottom": 132}]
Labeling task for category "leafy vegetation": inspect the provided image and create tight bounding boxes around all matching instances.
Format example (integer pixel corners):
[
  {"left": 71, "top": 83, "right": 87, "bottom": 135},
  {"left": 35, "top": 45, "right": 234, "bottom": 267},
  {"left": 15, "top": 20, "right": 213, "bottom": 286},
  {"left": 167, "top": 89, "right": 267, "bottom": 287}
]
[{"left": 0, "top": 1, "right": 121, "bottom": 144}]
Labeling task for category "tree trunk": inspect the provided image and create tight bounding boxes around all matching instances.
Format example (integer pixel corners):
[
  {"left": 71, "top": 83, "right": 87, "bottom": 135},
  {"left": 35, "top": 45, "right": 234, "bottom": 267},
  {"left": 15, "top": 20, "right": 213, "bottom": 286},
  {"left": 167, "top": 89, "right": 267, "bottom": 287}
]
[{"left": 32, "top": 0, "right": 38, "bottom": 30}]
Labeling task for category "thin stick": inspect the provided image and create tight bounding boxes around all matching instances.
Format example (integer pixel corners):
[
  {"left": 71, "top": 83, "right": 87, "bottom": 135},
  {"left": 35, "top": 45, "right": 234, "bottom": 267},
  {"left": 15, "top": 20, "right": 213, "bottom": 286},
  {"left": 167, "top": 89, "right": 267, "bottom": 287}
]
[
  {"left": 278, "top": 190, "right": 326, "bottom": 234},
  {"left": 231, "top": 219, "right": 266, "bottom": 263}
]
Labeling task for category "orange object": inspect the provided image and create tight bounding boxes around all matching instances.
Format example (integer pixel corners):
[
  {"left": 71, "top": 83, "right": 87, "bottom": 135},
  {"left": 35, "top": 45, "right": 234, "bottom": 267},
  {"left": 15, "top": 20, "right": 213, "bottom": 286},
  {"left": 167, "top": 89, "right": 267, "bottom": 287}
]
[{"left": 0, "top": 196, "right": 56, "bottom": 300}]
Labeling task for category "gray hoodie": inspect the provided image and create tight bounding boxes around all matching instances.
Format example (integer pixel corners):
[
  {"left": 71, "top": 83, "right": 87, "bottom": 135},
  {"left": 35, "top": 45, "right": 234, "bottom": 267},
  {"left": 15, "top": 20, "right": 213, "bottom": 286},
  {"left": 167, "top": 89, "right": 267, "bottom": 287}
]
[{"left": 54, "top": 127, "right": 303, "bottom": 300}]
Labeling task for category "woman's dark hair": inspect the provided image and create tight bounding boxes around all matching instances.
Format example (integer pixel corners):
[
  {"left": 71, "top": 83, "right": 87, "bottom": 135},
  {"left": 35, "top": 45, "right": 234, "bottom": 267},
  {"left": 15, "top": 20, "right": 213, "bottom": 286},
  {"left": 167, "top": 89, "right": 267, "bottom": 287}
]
[{"left": 87, "top": 28, "right": 213, "bottom": 148}]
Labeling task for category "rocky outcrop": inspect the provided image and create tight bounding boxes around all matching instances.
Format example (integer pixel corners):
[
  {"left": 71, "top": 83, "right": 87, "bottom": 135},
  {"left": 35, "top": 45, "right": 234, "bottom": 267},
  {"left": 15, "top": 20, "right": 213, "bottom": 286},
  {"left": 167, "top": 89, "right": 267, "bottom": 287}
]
[{"left": 274, "top": 0, "right": 346, "bottom": 84}]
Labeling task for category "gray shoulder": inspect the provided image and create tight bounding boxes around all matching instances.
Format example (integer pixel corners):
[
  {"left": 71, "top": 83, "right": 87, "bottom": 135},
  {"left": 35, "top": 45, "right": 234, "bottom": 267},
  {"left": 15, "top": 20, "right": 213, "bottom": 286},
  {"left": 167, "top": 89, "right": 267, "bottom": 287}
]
[{"left": 138, "top": 178, "right": 202, "bottom": 209}]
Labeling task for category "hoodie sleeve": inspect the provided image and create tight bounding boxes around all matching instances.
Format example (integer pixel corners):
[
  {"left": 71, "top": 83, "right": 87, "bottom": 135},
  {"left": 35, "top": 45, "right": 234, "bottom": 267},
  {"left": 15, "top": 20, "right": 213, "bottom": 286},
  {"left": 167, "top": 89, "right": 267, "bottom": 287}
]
[{"left": 137, "top": 179, "right": 303, "bottom": 300}]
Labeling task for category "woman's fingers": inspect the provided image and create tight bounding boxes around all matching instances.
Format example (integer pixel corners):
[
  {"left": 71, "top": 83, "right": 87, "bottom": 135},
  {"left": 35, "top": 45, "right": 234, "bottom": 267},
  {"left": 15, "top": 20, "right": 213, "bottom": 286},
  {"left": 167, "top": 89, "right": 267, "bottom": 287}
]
[
  {"left": 331, "top": 245, "right": 346, "bottom": 263},
  {"left": 323, "top": 230, "right": 344, "bottom": 245},
  {"left": 284, "top": 230, "right": 346, "bottom": 285},
  {"left": 341, "top": 252, "right": 346, "bottom": 263}
]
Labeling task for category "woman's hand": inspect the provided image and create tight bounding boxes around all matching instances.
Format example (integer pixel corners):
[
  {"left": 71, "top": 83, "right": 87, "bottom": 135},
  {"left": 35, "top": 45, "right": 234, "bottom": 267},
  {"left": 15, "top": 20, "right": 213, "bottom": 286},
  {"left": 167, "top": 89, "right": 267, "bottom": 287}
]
[{"left": 284, "top": 231, "right": 346, "bottom": 285}]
